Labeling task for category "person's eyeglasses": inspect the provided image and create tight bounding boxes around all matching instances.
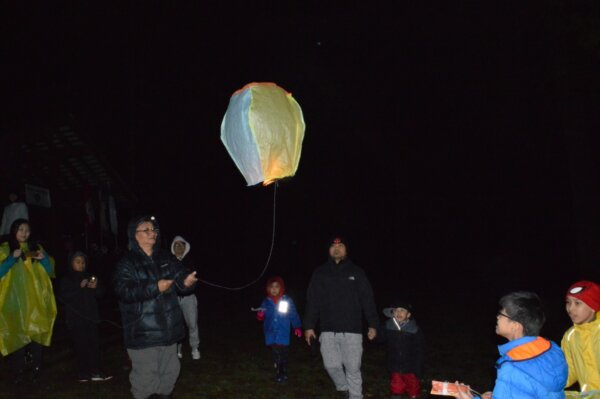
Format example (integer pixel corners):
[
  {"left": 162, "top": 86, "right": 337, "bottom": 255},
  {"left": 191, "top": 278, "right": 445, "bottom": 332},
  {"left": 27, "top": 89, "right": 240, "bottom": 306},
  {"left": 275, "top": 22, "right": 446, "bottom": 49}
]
[
  {"left": 497, "top": 312, "right": 514, "bottom": 321},
  {"left": 136, "top": 228, "right": 159, "bottom": 234}
]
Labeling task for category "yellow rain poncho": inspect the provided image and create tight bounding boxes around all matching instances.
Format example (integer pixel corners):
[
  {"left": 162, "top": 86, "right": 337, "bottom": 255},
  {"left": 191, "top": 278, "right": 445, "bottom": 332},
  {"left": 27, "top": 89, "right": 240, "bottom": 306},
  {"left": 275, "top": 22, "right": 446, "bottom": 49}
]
[
  {"left": 0, "top": 242, "right": 57, "bottom": 356},
  {"left": 562, "top": 312, "right": 600, "bottom": 393}
]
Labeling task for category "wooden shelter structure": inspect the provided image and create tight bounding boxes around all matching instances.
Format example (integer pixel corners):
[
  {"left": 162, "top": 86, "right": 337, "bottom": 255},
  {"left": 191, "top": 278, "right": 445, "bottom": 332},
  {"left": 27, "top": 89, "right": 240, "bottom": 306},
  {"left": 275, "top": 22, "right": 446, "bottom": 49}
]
[{"left": 0, "top": 121, "right": 137, "bottom": 274}]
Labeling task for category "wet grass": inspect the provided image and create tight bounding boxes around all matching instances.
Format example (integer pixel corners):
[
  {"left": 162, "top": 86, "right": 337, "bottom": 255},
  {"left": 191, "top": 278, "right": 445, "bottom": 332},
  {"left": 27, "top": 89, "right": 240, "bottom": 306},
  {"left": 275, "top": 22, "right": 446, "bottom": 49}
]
[{"left": 0, "top": 284, "right": 570, "bottom": 398}]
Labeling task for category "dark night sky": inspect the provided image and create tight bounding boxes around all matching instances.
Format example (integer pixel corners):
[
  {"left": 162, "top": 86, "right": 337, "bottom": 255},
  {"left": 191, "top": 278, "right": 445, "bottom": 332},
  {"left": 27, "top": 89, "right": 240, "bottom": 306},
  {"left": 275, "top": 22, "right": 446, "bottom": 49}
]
[{"left": 3, "top": 3, "right": 599, "bottom": 292}]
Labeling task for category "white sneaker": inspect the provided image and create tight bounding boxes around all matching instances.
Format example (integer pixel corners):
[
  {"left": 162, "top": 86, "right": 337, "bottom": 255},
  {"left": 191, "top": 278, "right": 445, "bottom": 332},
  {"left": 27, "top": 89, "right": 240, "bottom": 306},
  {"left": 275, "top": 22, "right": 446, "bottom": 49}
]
[{"left": 191, "top": 348, "right": 201, "bottom": 360}]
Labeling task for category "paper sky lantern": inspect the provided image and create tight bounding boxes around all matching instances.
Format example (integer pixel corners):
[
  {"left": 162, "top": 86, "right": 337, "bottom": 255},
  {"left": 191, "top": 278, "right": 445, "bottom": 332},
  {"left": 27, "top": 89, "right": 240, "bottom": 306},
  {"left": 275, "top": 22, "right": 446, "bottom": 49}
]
[{"left": 221, "top": 82, "right": 305, "bottom": 186}]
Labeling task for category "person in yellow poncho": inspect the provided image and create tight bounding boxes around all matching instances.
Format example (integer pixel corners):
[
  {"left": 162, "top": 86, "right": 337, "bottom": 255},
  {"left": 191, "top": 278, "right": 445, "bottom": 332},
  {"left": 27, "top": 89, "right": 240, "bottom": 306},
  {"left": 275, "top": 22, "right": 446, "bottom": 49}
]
[
  {"left": 0, "top": 218, "right": 57, "bottom": 384},
  {"left": 562, "top": 280, "right": 600, "bottom": 395}
]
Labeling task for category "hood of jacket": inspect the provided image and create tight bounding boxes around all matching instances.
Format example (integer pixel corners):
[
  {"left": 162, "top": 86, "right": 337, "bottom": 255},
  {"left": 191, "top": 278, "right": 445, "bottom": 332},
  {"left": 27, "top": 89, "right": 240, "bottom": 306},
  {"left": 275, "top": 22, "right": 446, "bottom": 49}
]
[
  {"left": 67, "top": 250, "right": 88, "bottom": 274},
  {"left": 266, "top": 276, "right": 285, "bottom": 304},
  {"left": 385, "top": 317, "right": 419, "bottom": 333},
  {"left": 170, "top": 235, "right": 191, "bottom": 259}
]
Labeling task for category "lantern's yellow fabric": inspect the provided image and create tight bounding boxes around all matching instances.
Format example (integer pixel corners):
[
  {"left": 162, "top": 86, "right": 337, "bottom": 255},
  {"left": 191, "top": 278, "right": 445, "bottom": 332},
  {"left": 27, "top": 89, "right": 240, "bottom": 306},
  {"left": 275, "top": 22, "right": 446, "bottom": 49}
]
[
  {"left": 221, "top": 82, "right": 305, "bottom": 186},
  {"left": 0, "top": 242, "right": 57, "bottom": 356},
  {"left": 248, "top": 83, "right": 305, "bottom": 185}
]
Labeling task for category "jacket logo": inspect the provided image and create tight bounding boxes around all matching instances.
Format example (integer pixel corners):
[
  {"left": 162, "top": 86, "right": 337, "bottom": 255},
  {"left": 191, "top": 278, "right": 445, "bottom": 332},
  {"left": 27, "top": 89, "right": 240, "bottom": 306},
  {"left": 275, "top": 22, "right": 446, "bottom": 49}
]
[
  {"left": 348, "top": 276, "right": 355, "bottom": 280},
  {"left": 160, "top": 263, "right": 169, "bottom": 268}
]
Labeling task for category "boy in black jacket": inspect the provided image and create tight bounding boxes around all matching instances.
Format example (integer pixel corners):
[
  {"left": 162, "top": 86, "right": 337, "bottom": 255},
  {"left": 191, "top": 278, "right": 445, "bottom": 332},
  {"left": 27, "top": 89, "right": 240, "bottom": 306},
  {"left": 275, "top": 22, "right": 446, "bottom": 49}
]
[
  {"left": 378, "top": 300, "right": 424, "bottom": 399},
  {"left": 59, "top": 251, "right": 112, "bottom": 382}
]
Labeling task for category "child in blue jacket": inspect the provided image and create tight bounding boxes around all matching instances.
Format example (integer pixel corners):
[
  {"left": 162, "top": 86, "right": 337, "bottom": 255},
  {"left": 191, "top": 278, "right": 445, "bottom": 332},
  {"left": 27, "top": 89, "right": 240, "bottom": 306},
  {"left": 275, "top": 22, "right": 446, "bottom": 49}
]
[
  {"left": 456, "top": 291, "right": 567, "bottom": 399},
  {"left": 256, "top": 276, "right": 302, "bottom": 382}
]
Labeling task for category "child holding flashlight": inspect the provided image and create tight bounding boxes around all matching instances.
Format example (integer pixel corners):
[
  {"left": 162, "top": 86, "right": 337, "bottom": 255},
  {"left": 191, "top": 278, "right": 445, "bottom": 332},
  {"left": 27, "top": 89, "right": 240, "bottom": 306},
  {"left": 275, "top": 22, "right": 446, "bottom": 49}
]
[
  {"left": 59, "top": 251, "right": 112, "bottom": 382},
  {"left": 256, "top": 276, "right": 302, "bottom": 383}
]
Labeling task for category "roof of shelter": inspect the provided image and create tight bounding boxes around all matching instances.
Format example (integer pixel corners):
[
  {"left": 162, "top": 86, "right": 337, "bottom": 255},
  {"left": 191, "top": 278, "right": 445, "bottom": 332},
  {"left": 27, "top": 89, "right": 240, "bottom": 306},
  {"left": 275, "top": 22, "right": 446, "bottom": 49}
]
[{"left": 1, "top": 124, "right": 137, "bottom": 207}]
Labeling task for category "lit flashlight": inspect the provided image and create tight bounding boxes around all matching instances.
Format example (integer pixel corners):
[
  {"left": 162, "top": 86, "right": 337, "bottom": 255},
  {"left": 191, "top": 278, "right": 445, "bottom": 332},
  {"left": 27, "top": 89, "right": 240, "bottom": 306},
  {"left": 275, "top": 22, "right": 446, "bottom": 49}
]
[{"left": 278, "top": 300, "right": 289, "bottom": 314}]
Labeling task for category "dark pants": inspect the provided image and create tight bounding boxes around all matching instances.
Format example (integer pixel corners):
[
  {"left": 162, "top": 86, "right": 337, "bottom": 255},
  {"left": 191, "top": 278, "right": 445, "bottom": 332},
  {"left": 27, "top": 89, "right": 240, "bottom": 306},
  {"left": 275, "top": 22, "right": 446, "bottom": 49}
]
[
  {"left": 271, "top": 345, "right": 289, "bottom": 365},
  {"left": 11, "top": 341, "right": 43, "bottom": 370},
  {"left": 68, "top": 318, "right": 101, "bottom": 375}
]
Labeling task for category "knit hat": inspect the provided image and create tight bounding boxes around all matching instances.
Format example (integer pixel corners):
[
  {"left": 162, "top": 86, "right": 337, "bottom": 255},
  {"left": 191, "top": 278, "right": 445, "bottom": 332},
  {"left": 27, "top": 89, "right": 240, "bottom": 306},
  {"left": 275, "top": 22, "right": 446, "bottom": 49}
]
[
  {"left": 383, "top": 300, "right": 413, "bottom": 318},
  {"left": 566, "top": 281, "right": 600, "bottom": 311},
  {"left": 328, "top": 235, "right": 348, "bottom": 248}
]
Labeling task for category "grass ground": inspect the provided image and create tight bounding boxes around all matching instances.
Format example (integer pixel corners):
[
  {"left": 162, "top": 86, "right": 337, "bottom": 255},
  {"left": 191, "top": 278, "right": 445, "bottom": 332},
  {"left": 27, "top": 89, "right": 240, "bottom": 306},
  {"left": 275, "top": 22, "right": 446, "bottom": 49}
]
[{"left": 0, "top": 281, "right": 571, "bottom": 399}]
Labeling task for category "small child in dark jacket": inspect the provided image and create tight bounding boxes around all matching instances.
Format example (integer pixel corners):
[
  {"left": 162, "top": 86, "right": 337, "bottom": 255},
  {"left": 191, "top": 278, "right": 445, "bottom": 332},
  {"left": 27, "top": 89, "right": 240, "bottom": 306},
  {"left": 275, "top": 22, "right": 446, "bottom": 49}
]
[
  {"left": 256, "top": 276, "right": 302, "bottom": 383},
  {"left": 378, "top": 300, "right": 424, "bottom": 399},
  {"left": 59, "top": 251, "right": 112, "bottom": 382}
]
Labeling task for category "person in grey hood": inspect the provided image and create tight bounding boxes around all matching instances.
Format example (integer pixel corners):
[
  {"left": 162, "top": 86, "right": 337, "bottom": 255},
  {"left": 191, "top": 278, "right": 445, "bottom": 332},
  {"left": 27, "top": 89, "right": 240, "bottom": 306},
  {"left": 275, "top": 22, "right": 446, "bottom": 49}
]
[
  {"left": 113, "top": 215, "right": 198, "bottom": 399},
  {"left": 170, "top": 235, "right": 200, "bottom": 360}
]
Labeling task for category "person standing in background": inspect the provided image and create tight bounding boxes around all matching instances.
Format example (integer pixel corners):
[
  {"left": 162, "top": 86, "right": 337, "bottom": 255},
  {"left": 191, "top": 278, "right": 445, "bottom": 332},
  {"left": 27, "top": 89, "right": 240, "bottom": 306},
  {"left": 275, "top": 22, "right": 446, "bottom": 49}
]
[
  {"left": 304, "top": 236, "right": 379, "bottom": 399},
  {"left": 170, "top": 235, "right": 201, "bottom": 360},
  {"left": 0, "top": 192, "right": 29, "bottom": 238}
]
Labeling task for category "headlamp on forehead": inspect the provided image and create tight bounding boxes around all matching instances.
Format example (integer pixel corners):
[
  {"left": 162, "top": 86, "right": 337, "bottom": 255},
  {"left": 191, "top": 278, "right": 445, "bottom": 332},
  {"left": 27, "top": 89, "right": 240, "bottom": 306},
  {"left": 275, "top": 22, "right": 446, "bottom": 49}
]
[
  {"left": 569, "top": 286, "right": 585, "bottom": 294},
  {"left": 278, "top": 300, "right": 289, "bottom": 314},
  {"left": 139, "top": 215, "right": 157, "bottom": 223}
]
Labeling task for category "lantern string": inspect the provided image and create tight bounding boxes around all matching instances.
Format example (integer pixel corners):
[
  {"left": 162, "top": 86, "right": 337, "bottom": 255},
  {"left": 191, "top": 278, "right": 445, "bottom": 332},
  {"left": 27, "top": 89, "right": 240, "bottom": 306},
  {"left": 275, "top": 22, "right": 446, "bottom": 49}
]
[{"left": 196, "top": 182, "right": 278, "bottom": 290}]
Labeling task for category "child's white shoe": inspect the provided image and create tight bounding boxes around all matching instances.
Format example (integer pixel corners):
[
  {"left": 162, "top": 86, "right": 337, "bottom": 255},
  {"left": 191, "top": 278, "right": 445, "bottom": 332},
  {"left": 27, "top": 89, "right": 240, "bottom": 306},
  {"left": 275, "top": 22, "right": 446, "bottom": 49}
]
[{"left": 191, "top": 348, "right": 201, "bottom": 360}]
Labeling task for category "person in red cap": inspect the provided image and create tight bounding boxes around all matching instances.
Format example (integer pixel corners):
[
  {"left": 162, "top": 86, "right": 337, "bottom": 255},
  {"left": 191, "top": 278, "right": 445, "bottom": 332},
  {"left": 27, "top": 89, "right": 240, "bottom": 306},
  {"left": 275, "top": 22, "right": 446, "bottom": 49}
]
[
  {"left": 304, "top": 235, "right": 379, "bottom": 399},
  {"left": 561, "top": 280, "right": 600, "bottom": 393}
]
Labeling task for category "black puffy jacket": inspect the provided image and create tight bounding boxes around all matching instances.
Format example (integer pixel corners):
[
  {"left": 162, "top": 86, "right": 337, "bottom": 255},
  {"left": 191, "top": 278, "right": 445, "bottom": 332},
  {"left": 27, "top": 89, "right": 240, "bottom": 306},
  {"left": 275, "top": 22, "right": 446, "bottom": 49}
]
[
  {"left": 113, "top": 217, "right": 194, "bottom": 349},
  {"left": 113, "top": 216, "right": 195, "bottom": 349},
  {"left": 59, "top": 269, "right": 104, "bottom": 326}
]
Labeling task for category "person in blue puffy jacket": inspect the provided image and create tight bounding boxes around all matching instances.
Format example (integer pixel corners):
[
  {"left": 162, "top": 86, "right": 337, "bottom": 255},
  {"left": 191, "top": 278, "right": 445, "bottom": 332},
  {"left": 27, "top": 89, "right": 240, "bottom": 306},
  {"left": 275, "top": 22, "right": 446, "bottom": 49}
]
[
  {"left": 456, "top": 291, "right": 568, "bottom": 399},
  {"left": 256, "top": 276, "right": 302, "bottom": 383}
]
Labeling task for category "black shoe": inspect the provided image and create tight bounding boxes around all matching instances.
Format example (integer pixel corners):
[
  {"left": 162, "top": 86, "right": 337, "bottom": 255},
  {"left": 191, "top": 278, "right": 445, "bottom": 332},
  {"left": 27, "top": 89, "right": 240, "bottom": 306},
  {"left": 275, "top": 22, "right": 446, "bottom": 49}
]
[
  {"left": 274, "top": 363, "right": 287, "bottom": 383},
  {"left": 155, "top": 395, "right": 171, "bottom": 399},
  {"left": 30, "top": 366, "right": 42, "bottom": 382},
  {"left": 13, "top": 369, "right": 26, "bottom": 385},
  {"left": 77, "top": 373, "right": 90, "bottom": 382},
  {"left": 337, "top": 391, "right": 350, "bottom": 399},
  {"left": 281, "top": 363, "right": 288, "bottom": 381}
]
